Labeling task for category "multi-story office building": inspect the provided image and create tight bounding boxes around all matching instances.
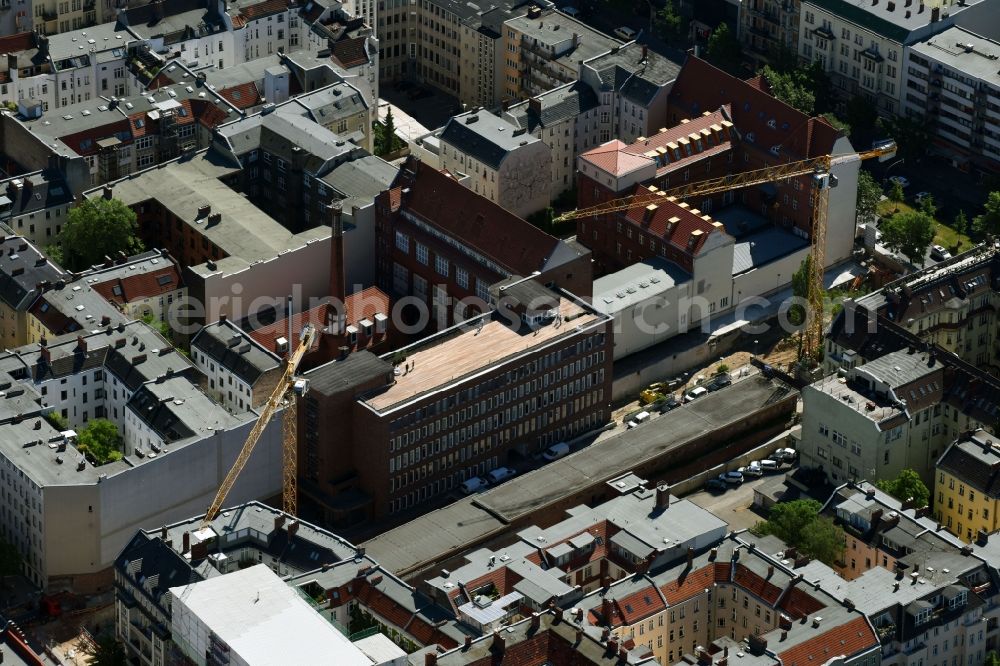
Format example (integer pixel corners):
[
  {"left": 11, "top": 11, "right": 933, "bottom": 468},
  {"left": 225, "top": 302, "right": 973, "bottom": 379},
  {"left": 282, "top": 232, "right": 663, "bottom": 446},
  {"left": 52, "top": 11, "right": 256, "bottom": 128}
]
[
  {"left": 935, "top": 430, "right": 1000, "bottom": 543},
  {"left": 298, "top": 283, "right": 613, "bottom": 524},
  {"left": 739, "top": 0, "right": 801, "bottom": 69},
  {"left": 375, "top": 156, "right": 592, "bottom": 330},
  {"left": 437, "top": 108, "right": 552, "bottom": 218},
  {"left": 798, "top": 0, "right": 983, "bottom": 116},
  {"left": 501, "top": 7, "right": 618, "bottom": 102},
  {"left": 903, "top": 26, "right": 1000, "bottom": 177}
]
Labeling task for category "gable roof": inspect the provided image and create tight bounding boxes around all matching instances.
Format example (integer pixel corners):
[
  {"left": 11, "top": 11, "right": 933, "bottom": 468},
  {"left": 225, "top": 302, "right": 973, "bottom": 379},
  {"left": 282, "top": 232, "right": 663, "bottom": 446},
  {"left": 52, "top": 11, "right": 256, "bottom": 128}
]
[
  {"left": 438, "top": 110, "right": 537, "bottom": 170},
  {"left": 218, "top": 82, "right": 263, "bottom": 110},
  {"left": 384, "top": 158, "right": 585, "bottom": 276},
  {"left": 777, "top": 615, "right": 878, "bottom": 666},
  {"left": 331, "top": 36, "right": 370, "bottom": 68},
  {"left": 668, "top": 56, "right": 842, "bottom": 162},
  {"left": 192, "top": 319, "right": 280, "bottom": 386}
]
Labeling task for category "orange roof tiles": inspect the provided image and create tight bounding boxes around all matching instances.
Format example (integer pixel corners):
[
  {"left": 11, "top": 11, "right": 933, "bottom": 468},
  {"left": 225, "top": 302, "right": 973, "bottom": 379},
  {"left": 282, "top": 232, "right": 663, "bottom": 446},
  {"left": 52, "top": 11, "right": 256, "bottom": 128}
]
[
  {"left": 580, "top": 140, "right": 648, "bottom": 176},
  {"left": 332, "top": 37, "right": 370, "bottom": 69},
  {"left": 732, "top": 564, "right": 783, "bottom": 605},
  {"left": 238, "top": 0, "right": 289, "bottom": 22},
  {"left": 620, "top": 187, "right": 721, "bottom": 256},
  {"left": 0, "top": 32, "right": 35, "bottom": 54},
  {"left": 778, "top": 616, "right": 877, "bottom": 666},
  {"left": 90, "top": 265, "right": 182, "bottom": 306},
  {"left": 660, "top": 564, "right": 716, "bottom": 606},
  {"left": 219, "top": 82, "right": 262, "bottom": 110},
  {"left": 780, "top": 585, "right": 827, "bottom": 620},
  {"left": 615, "top": 587, "right": 666, "bottom": 624}
]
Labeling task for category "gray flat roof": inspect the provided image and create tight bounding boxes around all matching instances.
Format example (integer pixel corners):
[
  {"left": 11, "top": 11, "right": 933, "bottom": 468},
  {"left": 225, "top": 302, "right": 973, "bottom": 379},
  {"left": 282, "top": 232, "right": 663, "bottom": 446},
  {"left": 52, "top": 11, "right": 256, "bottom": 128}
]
[
  {"left": 911, "top": 25, "right": 1000, "bottom": 84},
  {"left": 732, "top": 227, "right": 809, "bottom": 276},
  {"left": 804, "top": 0, "right": 986, "bottom": 42},
  {"left": 364, "top": 376, "right": 795, "bottom": 575},
  {"left": 593, "top": 257, "right": 691, "bottom": 313},
  {"left": 439, "top": 109, "right": 541, "bottom": 170},
  {"left": 506, "top": 10, "right": 618, "bottom": 68}
]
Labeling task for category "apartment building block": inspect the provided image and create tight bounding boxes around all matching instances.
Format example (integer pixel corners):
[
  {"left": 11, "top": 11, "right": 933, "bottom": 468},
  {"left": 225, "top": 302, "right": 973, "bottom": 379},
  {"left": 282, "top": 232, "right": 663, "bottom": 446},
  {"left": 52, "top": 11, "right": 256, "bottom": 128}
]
[
  {"left": 798, "top": 0, "right": 983, "bottom": 117},
  {"left": 903, "top": 26, "right": 1000, "bottom": 177},
  {"left": 1, "top": 169, "right": 73, "bottom": 246},
  {"left": 82, "top": 249, "right": 186, "bottom": 324},
  {"left": 298, "top": 283, "right": 613, "bottom": 525},
  {"left": 501, "top": 7, "right": 618, "bottom": 102},
  {"left": 0, "top": 235, "right": 65, "bottom": 349},
  {"left": 0, "top": 322, "right": 283, "bottom": 591},
  {"left": 115, "top": 501, "right": 463, "bottom": 665},
  {"left": 801, "top": 348, "right": 982, "bottom": 487},
  {"left": 437, "top": 108, "right": 552, "bottom": 218},
  {"left": 503, "top": 81, "right": 601, "bottom": 198},
  {"left": 190, "top": 316, "right": 282, "bottom": 412},
  {"left": 738, "top": 0, "right": 801, "bottom": 70},
  {"left": 26, "top": 273, "right": 129, "bottom": 343},
  {"left": 935, "top": 430, "right": 1000, "bottom": 543},
  {"left": 375, "top": 156, "right": 592, "bottom": 330}
]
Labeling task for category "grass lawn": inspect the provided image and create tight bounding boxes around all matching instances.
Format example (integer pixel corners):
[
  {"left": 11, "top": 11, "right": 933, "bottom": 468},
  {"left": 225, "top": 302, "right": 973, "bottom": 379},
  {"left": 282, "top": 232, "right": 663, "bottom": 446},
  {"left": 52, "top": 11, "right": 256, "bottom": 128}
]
[{"left": 877, "top": 199, "right": 972, "bottom": 253}]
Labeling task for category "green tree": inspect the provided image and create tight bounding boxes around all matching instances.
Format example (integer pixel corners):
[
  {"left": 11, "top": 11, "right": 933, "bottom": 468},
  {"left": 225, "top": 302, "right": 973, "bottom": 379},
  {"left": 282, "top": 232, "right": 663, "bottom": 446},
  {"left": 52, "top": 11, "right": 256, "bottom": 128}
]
[
  {"left": 973, "top": 191, "right": 1000, "bottom": 239},
  {"left": 889, "top": 180, "right": 905, "bottom": 203},
  {"left": 985, "top": 651, "right": 1000, "bottom": 666},
  {"left": 789, "top": 254, "right": 816, "bottom": 327},
  {"left": 44, "top": 410, "right": 68, "bottom": 431},
  {"left": 822, "top": 113, "right": 850, "bottom": 136},
  {"left": 798, "top": 516, "right": 845, "bottom": 564},
  {"left": 762, "top": 65, "right": 814, "bottom": 114},
  {"left": 918, "top": 193, "right": 937, "bottom": 216},
  {"left": 881, "top": 115, "right": 930, "bottom": 163},
  {"left": 756, "top": 499, "right": 822, "bottom": 543},
  {"left": 77, "top": 419, "right": 123, "bottom": 466},
  {"left": 880, "top": 210, "right": 935, "bottom": 266},
  {"left": 86, "top": 634, "right": 125, "bottom": 666},
  {"left": 58, "top": 198, "right": 143, "bottom": 272},
  {"left": 856, "top": 170, "right": 881, "bottom": 224},
  {"left": 876, "top": 469, "right": 930, "bottom": 508},
  {"left": 373, "top": 108, "right": 402, "bottom": 158},
  {"left": 953, "top": 209, "right": 968, "bottom": 236},
  {"left": 705, "top": 23, "right": 742, "bottom": 75},
  {"left": 654, "top": 0, "right": 685, "bottom": 43},
  {"left": 0, "top": 539, "right": 22, "bottom": 577}
]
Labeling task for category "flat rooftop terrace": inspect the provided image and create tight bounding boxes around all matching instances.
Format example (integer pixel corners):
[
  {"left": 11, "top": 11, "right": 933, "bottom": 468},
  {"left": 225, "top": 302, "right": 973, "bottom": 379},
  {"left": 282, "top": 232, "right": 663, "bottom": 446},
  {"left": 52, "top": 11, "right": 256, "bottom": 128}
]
[
  {"left": 362, "top": 298, "right": 604, "bottom": 413},
  {"left": 364, "top": 375, "right": 796, "bottom": 576}
]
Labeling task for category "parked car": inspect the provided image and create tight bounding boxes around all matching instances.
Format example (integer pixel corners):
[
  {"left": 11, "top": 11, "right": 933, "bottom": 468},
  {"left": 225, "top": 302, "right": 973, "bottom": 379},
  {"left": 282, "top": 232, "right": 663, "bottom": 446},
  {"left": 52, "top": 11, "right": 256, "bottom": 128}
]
[
  {"left": 719, "top": 471, "right": 744, "bottom": 485},
  {"left": 487, "top": 467, "right": 517, "bottom": 485},
  {"left": 705, "top": 478, "right": 728, "bottom": 492},
  {"left": 561, "top": 6, "right": 580, "bottom": 16},
  {"left": 914, "top": 191, "right": 934, "bottom": 206},
  {"left": 655, "top": 395, "right": 680, "bottom": 413},
  {"left": 888, "top": 175, "right": 910, "bottom": 188},
  {"left": 739, "top": 464, "right": 764, "bottom": 478},
  {"left": 708, "top": 374, "right": 732, "bottom": 391},
  {"left": 543, "top": 442, "right": 570, "bottom": 461},
  {"left": 460, "top": 476, "right": 488, "bottom": 494},
  {"left": 683, "top": 386, "right": 708, "bottom": 403},
  {"left": 614, "top": 26, "right": 637, "bottom": 41},
  {"left": 626, "top": 411, "right": 651, "bottom": 428},
  {"left": 773, "top": 447, "right": 797, "bottom": 462},
  {"left": 759, "top": 459, "right": 780, "bottom": 473},
  {"left": 930, "top": 244, "right": 953, "bottom": 262}
]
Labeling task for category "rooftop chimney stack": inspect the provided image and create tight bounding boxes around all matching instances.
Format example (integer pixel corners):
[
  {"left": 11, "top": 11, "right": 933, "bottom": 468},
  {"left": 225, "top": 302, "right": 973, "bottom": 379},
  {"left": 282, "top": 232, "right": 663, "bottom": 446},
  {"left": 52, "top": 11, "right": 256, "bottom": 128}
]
[
  {"left": 102, "top": 185, "right": 113, "bottom": 200},
  {"left": 328, "top": 201, "right": 346, "bottom": 305},
  {"left": 655, "top": 483, "right": 670, "bottom": 509}
]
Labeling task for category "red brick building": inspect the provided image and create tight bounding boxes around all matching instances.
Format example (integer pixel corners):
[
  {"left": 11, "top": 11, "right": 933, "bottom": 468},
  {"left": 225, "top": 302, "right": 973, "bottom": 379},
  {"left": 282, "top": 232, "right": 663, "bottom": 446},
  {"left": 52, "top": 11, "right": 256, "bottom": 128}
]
[
  {"left": 375, "top": 157, "right": 592, "bottom": 331},
  {"left": 299, "top": 285, "right": 613, "bottom": 526}
]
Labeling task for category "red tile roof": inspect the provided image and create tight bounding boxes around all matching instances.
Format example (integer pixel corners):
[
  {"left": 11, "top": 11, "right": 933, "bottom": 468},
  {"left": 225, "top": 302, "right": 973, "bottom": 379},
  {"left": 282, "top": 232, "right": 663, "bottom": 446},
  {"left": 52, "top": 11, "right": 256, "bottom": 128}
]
[
  {"left": 238, "top": 0, "right": 289, "bottom": 22},
  {"left": 60, "top": 119, "right": 133, "bottom": 155},
  {"left": 332, "top": 37, "right": 370, "bottom": 69},
  {"left": 219, "top": 82, "right": 262, "bottom": 110},
  {"left": 189, "top": 99, "right": 231, "bottom": 129},
  {"left": 615, "top": 586, "right": 666, "bottom": 624},
  {"left": 384, "top": 158, "right": 567, "bottom": 277},
  {"left": 732, "top": 563, "right": 783, "bottom": 605},
  {"left": 777, "top": 616, "right": 877, "bottom": 666},
  {"left": 620, "top": 186, "right": 725, "bottom": 256},
  {"left": 0, "top": 32, "right": 35, "bottom": 54},
  {"left": 660, "top": 564, "right": 716, "bottom": 606},
  {"left": 780, "top": 585, "right": 827, "bottom": 620},
  {"left": 579, "top": 140, "right": 647, "bottom": 176},
  {"left": 668, "top": 56, "right": 841, "bottom": 161},
  {"left": 90, "top": 265, "right": 183, "bottom": 306},
  {"left": 249, "top": 287, "right": 391, "bottom": 357}
]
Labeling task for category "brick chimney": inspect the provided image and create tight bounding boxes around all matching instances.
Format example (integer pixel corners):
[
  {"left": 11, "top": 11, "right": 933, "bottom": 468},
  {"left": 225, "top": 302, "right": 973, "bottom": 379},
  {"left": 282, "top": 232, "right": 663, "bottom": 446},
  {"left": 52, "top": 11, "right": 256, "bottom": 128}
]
[
  {"left": 655, "top": 483, "right": 670, "bottom": 509},
  {"left": 491, "top": 630, "right": 505, "bottom": 654},
  {"left": 424, "top": 653, "right": 437, "bottom": 666},
  {"left": 328, "top": 201, "right": 346, "bottom": 304},
  {"left": 102, "top": 185, "right": 113, "bottom": 200}
]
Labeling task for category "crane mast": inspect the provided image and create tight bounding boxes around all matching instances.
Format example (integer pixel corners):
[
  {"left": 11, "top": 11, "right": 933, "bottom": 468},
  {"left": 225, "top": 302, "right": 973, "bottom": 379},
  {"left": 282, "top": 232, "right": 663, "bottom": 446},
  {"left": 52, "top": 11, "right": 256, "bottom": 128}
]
[{"left": 201, "top": 325, "right": 315, "bottom": 528}]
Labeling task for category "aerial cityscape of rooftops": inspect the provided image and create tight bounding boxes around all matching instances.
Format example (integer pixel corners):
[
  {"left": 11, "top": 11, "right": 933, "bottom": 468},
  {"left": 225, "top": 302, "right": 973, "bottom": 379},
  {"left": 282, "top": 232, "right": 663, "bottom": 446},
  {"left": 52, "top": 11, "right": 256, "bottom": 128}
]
[{"left": 2, "top": 0, "right": 1000, "bottom": 664}]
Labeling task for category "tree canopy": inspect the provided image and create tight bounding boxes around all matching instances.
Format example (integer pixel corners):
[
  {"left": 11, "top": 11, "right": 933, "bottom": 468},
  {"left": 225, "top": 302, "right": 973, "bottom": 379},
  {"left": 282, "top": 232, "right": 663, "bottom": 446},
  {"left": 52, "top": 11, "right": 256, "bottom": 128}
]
[
  {"left": 77, "top": 419, "right": 123, "bottom": 466},
  {"left": 879, "top": 210, "right": 935, "bottom": 266},
  {"left": 789, "top": 255, "right": 814, "bottom": 327},
  {"left": 754, "top": 499, "right": 845, "bottom": 565},
  {"left": 876, "top": 469, "right": 930, "bottom": 508},
  {"left": 973, "top": 191, "right": 1000, "bottom": 239},
  {"left": 653, "top": 0, "right": 685, "bottom": 43},
  {"left": 762, "top": 65, "right": 815, "bottom": 115},
  {"left": 87, "top": 634, "right": 126, "bottom": 666},
  {"left": 705, "top": 23, "right": 742, "bottom": 76},
  {"left": 856, "top": 170, "right": 881, "bottom": 224},
  {"left": 58, "top": 198, "right": 143, "bottom": 272}
]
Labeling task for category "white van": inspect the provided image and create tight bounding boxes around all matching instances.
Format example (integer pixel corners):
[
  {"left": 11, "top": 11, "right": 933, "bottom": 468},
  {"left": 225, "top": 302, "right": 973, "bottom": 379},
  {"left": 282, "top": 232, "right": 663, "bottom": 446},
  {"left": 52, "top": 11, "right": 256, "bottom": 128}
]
[
  {"left": 487, "top": 467, "right": 517, "bottom": 484},
  {"left": 684, "top": 386, "right": 708, "bottom": 403},
  {"left": 543, "top": 442, "right": 570, "bottom": 461},
  {"left": 626, "top": 411, "right": 651, "bottom": 428},
  {"left": 614, "top": 26, "right": 637, "bottom": 41},
  {"left": 460, "top": 477, "right": 488, "bottom": 494},
  {"left": 759, "top": 459, "right": 780, "bottom": 473}
]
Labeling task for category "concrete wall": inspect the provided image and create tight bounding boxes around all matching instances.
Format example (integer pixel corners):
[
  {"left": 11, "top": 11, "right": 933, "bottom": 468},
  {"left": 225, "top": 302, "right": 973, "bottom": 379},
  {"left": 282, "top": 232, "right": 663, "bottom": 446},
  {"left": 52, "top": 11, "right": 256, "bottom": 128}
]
[
  {"left": 732, "top": 245, "right": 810, "bottom": 305},
  {"left": 826, "top": 135, "right": 861, "bottom": 266},
  {"left": 607, "top": 281, "right": 686, "bottom": 361}
]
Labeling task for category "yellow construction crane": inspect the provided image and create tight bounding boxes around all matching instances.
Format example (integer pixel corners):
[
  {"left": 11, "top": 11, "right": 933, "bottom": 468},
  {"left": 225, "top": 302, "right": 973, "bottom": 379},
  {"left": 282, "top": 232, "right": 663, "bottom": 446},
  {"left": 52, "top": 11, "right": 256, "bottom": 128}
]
[
  {"left": 201, "top": 324, "right": 316, "bottom": 528},
  {"left": 556, "top": 141, "right": 897, "bottom": 360}
]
